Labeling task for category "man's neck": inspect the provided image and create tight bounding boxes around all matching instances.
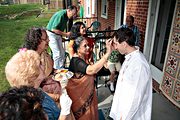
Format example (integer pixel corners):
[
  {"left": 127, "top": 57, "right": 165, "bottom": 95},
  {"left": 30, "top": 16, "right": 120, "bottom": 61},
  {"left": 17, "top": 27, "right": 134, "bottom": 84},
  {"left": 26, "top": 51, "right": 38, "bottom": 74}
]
[
  {"left": 125, "top": 46, "right": 137, "bottom": 55},
  {"left": 128, "top": 25, "right": 134, "bottom": 29}
]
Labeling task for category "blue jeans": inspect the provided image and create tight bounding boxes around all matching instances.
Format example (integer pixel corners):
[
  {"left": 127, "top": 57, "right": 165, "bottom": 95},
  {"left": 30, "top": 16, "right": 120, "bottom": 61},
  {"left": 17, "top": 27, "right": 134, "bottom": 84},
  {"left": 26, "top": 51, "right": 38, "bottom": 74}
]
[{"left": 47, "top": 31, "right": 65, "bottom": 69}]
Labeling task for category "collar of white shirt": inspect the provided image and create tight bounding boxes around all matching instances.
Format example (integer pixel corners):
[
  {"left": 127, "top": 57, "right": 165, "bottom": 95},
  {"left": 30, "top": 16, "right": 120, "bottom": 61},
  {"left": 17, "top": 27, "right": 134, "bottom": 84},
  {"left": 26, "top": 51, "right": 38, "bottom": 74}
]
[{"left": 125, "top": 46, "right": 139, "bottom": 60}]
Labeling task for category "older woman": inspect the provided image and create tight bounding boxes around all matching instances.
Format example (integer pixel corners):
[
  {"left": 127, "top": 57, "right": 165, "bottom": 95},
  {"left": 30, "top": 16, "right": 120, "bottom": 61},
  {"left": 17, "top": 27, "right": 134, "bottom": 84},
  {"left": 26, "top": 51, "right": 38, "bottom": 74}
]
[
  {"left": 69, "top": 21, "right": 95, "bottom": 63},
  {"left": 66, "top": 36, "right": 113, "bottom": 120},
  {"left": 5, "top": 50, "right": 72, "bottom": 120},
  {"left": 22, "top": 27, "right": 61, "bottom": 102},
  {"left": 23, "top": 27, "right": 53, "bottom": 77}
]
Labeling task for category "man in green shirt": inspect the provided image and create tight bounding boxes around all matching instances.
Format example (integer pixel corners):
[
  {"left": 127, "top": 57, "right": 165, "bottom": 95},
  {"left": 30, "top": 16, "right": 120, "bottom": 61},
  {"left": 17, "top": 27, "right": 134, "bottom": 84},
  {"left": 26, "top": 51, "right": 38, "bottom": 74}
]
[{"left": 46, "top": 5, "right": 77, "bottom": 70}]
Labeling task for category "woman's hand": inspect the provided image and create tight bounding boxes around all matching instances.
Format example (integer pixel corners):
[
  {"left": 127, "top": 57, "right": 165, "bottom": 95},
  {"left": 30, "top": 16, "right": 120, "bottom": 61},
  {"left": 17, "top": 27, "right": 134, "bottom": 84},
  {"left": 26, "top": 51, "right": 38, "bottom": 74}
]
[{"left": 106, "top": 38, "right": 113, "bottom": 55}]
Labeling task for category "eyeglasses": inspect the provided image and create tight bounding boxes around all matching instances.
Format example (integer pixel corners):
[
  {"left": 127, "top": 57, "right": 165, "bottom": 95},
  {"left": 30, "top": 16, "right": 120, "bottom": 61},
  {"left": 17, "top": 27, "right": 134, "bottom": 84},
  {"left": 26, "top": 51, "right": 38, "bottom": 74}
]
[{"left": 41, "top": 37, "right": 49, "bottom": 42}]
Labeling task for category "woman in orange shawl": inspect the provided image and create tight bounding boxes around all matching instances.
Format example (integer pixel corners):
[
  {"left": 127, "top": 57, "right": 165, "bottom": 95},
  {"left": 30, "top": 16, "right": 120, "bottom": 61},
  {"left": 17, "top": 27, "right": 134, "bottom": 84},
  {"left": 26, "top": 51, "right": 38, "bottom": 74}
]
[{"left": 66, "top": 36, "right": 113, "bottom": 120}]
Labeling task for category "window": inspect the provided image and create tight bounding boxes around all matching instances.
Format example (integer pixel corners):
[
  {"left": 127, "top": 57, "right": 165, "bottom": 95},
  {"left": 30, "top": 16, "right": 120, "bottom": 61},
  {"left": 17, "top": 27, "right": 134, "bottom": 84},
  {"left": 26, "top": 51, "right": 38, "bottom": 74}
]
[
  {"left": 43, "top": 0, "right": 50, "bottom": 5},
  {"left": 101, "top": 0, "right": 108, "bottom": 19},
  {"left": 86, "top": 0, "right": 91, "bottom": 17},
  {"left": 151, "top": 0, "right": 176, "bottom": 70},
  {"left": 92, "top": 0, "right": 95, "bottom": 14}
]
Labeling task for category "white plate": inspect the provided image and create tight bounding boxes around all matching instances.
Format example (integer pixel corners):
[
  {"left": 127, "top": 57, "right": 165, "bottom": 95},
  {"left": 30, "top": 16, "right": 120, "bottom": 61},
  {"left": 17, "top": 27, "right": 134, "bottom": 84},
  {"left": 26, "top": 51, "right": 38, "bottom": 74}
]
[{"left": 52, "top": 71, "right": 74, "bottom": 81}]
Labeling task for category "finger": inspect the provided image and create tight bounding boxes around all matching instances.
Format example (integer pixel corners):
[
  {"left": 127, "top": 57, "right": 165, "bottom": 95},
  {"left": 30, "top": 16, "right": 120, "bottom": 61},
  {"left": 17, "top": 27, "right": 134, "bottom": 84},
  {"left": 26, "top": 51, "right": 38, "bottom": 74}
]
[{"left": 107, "top": 38, "right": 111, "bottom": 42}]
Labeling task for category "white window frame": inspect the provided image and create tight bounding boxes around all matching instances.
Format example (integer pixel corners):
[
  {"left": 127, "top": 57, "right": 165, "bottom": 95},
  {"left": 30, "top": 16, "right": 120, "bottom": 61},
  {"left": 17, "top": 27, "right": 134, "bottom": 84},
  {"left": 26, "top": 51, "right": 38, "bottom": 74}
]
[
  {"left": 101, "top": 0, "right": 108, "bottom": 19},
  {"left": 92, "top": 0, "right": 95, "bottom": 14},
  {"left": 86, "top": 0, "right": 91, "bottom": 17}
]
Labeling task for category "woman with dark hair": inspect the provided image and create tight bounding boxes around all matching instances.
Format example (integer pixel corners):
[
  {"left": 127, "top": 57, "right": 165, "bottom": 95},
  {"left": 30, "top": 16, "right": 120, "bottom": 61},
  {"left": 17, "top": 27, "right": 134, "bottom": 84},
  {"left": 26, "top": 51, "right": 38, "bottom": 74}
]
[
  {"left": 68, "top": 21, "right": 95, "bottom": 64},
  {"left": 66, "top": 36, "right": 113, "bottom": 120},
  {"left": 23, "top": 27, "right": 53, "bottom": 78},
  {"left": 22, "top": 27, "right": 61, "bottom": 105},
  {"left": 0, "top": 86, "right": 47, "bottom": 120}
]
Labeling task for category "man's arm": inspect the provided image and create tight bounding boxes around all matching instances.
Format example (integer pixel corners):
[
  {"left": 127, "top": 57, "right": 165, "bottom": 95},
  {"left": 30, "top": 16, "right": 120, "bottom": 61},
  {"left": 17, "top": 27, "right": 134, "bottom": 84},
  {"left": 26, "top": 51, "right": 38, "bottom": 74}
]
[{"left": 52, "top": 29, "right": 71, "bottom": 37}]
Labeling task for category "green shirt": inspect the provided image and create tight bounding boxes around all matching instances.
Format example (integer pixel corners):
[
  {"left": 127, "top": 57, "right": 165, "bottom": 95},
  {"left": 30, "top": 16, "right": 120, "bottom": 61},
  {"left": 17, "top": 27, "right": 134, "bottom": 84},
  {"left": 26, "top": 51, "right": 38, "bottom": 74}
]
[
  {"left": 79, "top": 5, "right": 84, "bottom": 18},
  {"left": 46, "top": 10, "right": 68, "bottom": 31},
  {"left": 108, "top": 50, "right": 120, "bottom": 63}
]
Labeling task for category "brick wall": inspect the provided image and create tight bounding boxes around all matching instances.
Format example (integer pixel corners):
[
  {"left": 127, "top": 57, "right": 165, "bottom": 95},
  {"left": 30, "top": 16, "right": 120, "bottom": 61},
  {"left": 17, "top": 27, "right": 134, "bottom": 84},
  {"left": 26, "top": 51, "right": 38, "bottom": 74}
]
[
  {"left": 47, "top": 0, "right": 64, "bottom": 10},
  {"left": 97, "top": 0, "right": 149, "bottom": 50},
  {"left": 97, "top": 0, "right": 115, "bottom": 31},
  {"left": 126, "top": 0, "right": 149, "bottom": 50}
]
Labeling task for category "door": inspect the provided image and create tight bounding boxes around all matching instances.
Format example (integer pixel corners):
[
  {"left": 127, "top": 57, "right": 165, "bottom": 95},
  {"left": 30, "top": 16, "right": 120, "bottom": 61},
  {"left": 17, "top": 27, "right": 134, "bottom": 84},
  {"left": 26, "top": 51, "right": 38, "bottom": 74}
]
[
  {"left": 144, "top": 0, "right": 176, "bottom": 83},
  {"left": 114, "top": 0, "right": 125, "bottom": 29}
]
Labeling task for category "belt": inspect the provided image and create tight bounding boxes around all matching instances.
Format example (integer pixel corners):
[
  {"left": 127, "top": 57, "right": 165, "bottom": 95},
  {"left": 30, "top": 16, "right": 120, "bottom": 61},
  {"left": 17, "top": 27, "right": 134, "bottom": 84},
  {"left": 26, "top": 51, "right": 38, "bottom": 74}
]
[
  {"left": 47, "top": 30, "right": 70, "bottom": 41},
  {"left": 47, "top": 30, "right": 61, "bottom": 36}
]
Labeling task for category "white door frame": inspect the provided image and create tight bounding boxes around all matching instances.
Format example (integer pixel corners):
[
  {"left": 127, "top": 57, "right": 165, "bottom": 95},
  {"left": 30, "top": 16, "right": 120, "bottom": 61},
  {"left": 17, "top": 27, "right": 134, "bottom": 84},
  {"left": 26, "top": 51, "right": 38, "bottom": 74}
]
[
  {"left": 85, "top": 0, "right": 91, "bottom": 18},
  {"left": 114, "top": 0, "right": 126, "bottom": 29},
  {"left": 144, "top": 0, "right": 162, "bottom": 83},
  {"left": 144, "top": 0, "right": 176, "bottom": 83}
]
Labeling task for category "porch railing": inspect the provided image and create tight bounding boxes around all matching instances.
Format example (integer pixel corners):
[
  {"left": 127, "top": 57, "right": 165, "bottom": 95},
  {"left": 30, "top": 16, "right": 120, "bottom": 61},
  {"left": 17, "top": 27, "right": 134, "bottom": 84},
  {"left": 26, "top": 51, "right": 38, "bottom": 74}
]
[{"left": 86, "top": 29, "right": 117, "bottom": 61}]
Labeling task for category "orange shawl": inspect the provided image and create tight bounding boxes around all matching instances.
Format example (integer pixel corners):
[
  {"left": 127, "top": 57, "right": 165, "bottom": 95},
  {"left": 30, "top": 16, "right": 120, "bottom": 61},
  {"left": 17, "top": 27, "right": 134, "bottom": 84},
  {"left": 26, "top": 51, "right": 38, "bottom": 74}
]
[{"left": 66, "top": 75, "right": 98, "bottom": 120}]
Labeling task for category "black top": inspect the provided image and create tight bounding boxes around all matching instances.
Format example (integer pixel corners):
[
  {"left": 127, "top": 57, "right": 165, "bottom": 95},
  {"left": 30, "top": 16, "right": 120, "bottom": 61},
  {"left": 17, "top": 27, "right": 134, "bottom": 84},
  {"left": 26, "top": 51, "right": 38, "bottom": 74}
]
[
  {"left": 69, "top": 57, "right": 88, "bottom": 74},
  {"left": 69, "top": 57, "right": 111, "bottom": 78}
]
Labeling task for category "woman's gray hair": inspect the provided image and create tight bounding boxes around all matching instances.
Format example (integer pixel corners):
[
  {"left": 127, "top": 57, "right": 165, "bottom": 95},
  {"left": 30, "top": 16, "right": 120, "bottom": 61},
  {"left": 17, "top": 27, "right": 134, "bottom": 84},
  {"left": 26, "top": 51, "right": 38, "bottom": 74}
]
[{"left": 73, "top": 36, "right": 85, "bottom": 53}]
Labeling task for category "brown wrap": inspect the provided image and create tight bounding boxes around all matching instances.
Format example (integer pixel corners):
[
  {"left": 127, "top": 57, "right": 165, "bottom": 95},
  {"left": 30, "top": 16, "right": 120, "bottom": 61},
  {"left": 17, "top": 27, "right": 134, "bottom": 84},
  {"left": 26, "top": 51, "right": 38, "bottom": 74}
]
[{"left": 66, "top": 75, "right": 98, "bottom": 120}]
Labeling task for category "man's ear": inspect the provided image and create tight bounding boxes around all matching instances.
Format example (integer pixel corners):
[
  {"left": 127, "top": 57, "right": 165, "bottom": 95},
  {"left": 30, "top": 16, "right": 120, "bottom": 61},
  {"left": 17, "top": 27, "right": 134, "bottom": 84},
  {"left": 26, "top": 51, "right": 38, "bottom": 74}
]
[{"left": 122, "top": 41, "right": 127, "bottom": 48}]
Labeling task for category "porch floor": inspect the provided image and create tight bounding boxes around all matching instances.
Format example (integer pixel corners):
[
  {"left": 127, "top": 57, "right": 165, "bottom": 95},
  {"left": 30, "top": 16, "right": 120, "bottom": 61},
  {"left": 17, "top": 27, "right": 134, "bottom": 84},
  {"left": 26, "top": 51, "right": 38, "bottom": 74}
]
[{"left": 97, "top": 77, "right": 180, "bottom": 120}]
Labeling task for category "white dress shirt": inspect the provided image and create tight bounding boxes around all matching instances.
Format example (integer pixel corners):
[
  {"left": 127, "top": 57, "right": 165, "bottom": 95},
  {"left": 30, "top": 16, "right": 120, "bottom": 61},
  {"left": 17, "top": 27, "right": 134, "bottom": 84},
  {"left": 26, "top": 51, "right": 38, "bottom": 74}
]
[{"left": 110, "top": 49, "right": 152, "bottom": 120}]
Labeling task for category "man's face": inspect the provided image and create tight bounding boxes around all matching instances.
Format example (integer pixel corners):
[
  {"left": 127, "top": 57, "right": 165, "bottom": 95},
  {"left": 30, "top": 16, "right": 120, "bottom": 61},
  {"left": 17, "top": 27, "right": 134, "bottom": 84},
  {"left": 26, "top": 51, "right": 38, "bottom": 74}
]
[
  {"left": 69, "top": 9, "right": 77, "bottom": 19},
  {"left": 113, "top": 37, "right": 126, "bottom": 55},
  {"left": 126, "top": 16, "right": 133, "bottom": 27}
]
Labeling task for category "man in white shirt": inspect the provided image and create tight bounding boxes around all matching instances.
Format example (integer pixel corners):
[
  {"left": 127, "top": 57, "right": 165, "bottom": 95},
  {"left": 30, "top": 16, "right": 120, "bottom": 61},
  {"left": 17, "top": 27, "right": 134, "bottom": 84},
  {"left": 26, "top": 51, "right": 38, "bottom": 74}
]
[{"left": 109, "top": 28, "right": 152, "bottom": 120}]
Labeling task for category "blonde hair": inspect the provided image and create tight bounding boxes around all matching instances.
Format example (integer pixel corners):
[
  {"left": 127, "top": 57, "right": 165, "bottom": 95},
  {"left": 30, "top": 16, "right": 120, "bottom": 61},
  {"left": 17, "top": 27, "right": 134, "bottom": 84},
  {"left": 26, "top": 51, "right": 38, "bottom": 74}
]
[{"left": 5, "top": 50, "right": 41, "bottom": 87}]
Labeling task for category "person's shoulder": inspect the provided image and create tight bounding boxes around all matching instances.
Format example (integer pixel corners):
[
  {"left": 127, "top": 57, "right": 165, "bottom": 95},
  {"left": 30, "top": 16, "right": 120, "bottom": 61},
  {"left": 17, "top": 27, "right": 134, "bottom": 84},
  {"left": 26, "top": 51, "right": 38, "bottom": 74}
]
[
  {"left": 132, "top": 52, "right": 150, "bottom": 68},
  {"left": 134, "top": 25, "right": 139, "bottom": 30},
  {"left": 72, "top": 57, "right": 84, "bottom": 62},
  {"left": 56, "top": 9, "right": 66, "bottom": 15},
  {"left": 120, "top": 24, "right": 127, "bottom": 28},
  {"left": 62, "top": 9, "right": 67, "bottom": 13}
]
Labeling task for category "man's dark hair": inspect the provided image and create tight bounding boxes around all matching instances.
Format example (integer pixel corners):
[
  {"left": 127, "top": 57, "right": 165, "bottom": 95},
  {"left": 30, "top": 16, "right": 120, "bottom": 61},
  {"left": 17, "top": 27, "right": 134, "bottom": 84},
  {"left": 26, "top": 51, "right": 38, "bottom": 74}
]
[
  {"left": 0, "top": 86, "right": 46, "bottom": 120},
  {"left": 114, "top": 27, "right": 135, "bottom": 46},
  {"left": 128, "top": 15, "right": 134, "bottom": 23},
  {"left": 23, "top": 27, "right": 46, "bottom": 51},
  {"left": 68, "top": 5, "right": 77, "bottom": 12}
]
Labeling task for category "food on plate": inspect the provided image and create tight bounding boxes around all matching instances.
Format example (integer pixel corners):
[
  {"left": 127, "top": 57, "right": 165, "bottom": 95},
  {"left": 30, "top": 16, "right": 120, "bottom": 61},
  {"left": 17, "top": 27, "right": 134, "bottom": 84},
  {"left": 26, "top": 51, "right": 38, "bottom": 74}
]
[
  {"left": 54, "top": 73, "right": 63, "bottom": 81},
  {"left": 55, "top": 69, "right": 68, "bottom": 73},
  {"left": 53, "top": 69, "right": 73, "bottom": 81}
]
